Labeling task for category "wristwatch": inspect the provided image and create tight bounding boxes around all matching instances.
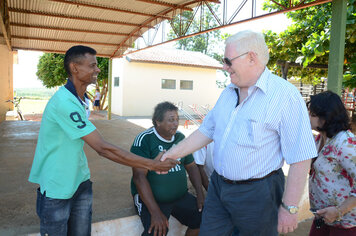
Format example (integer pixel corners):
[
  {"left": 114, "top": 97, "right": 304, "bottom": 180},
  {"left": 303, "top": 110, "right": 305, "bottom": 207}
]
[{"left": 281, "top": 202, "right": 299, "bottom": 214}]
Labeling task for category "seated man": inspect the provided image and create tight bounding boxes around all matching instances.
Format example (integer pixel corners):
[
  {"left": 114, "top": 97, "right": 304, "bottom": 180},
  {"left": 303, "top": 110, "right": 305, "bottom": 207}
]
[
  {"left": 131, "top": 102, "right": 204, "bottom": 236},
  {"left": 193, "top": 142, "right": 214, "bottom": 191}
]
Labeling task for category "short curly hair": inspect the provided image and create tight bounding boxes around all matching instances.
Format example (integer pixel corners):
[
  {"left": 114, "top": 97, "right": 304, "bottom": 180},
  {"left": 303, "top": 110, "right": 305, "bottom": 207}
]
[
  {"left": 64, "top": 45, "right": 97, "bottom": 77},
  {"left": 152, "top": 102, "right": 178, "bottom": 127},
  {"left": 307, "top": 91, "right": 351, "bottom": 138}
]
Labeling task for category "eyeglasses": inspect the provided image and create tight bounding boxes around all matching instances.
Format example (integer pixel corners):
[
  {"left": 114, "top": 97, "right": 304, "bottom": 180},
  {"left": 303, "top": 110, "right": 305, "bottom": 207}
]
[{"left": 222, "top": 52, "right": 249, "bottom": 67}]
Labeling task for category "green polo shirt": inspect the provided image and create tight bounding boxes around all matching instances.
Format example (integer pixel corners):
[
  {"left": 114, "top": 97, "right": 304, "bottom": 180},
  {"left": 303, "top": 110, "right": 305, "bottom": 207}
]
[{"left": 29, "top": 85, "right": 96, "bottom": 199}]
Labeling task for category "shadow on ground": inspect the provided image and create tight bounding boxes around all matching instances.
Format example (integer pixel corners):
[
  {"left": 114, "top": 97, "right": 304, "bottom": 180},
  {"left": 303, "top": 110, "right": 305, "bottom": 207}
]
[
  {"left": 0, "top": 118, "right": 146, "bottom": 235},
  {"left": 3, "top": 110, "right": 348, "bottom": 235}
]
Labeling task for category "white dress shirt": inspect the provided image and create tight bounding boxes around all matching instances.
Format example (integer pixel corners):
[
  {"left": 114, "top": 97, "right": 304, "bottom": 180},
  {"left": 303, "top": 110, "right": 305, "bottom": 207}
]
[
  {"left": 199, "top": 68, "right": 317, "bottom": 180},
  {"left": 193, "top": 142, "right": 215, "bottom": 179}
]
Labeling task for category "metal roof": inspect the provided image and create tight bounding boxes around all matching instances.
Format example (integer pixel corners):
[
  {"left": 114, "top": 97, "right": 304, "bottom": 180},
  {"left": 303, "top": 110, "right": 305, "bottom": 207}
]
[
  {"left": 1, "top": 0, "right": 218, "bottom": 57},
  {"left": 126, "top": 47, "right": 222, "bottom": 69},
  {"left": 0, "top": 0, "right": 332, "bottom": 58}
]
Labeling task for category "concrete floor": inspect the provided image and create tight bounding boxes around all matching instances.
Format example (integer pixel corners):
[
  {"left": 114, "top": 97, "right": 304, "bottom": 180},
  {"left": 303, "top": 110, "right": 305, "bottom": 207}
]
[
  {"left": 0, "top": 117, "right": 315, "bottom": 236},
  {"left": 0, "top": 118, "right": 147, "bottom": 235}
]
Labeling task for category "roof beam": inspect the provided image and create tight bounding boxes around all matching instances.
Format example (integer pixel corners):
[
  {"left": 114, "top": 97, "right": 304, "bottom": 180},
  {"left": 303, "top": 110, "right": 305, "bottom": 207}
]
[
  {"left": 111, "top": 0, "right": 208, "bottom": 57},
  {"left": 136, "top": 0, "right": 193, "bottom": 11},
  {"left": 119, "top": 0, "right": 332, "bottom": 58},
  {"left": 48, "top": 0, "right": 172, "bottom": 20},
  {"left": 12, "top": 35, "right": 130, "bottom": 47},
  {"left": 12, "top": 47, "right": 111, "bottom": 57},
  {"left": 10, "top": 23, "right": 141, "bottom": 37},
  {"left": 0, "top": 0, "right": 11, "bottom": 50},
  {"left": 8, "top": 8, "right": 154, "bottom": 28}
]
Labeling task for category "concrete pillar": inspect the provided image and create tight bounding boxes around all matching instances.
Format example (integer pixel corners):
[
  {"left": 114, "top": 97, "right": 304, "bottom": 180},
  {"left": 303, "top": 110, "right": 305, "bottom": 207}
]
[
  {"left": 108, "top": 58, "right": 112, "bottom": 120},
  {"left": 327, "top": 0, "right": 347, "bottom": 95},
  {"left": 0, "top": 45, "right": 14, "bottom": 122}
]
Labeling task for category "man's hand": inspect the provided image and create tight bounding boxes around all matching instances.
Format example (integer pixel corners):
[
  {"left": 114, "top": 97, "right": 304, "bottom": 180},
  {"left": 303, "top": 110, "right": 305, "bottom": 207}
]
[
  {"left": 160, "top": 152, "right": 170, "bottom": 162},
  {"left": 148, "top": 210, "right": 169, "bottom": 236},
  {"left": 277, "top": 206, "right": 298, "bottom": 234},
  {"left": 196, "top": 192, "right": 205, "bottom": 212},
  {"left": 317, "top": 207, "right": 340, "bottom": 224},
  {"left": 151, "top": 152, "right": 179, "bottom": 172}
]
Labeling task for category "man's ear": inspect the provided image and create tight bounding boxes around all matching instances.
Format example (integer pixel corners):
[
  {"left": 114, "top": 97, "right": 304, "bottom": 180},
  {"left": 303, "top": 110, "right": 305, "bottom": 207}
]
[
  {"left": 248, "top": 51, "right": 257, "bottom": 64},
  {"left": 69, "top": 63, "right": 77, "bottom": 74}
]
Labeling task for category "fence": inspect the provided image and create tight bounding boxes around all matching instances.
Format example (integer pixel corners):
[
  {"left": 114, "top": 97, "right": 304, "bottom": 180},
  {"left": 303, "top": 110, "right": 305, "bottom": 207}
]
[{"left": 289, "top": 81, "right": 327, "bottom": 102}]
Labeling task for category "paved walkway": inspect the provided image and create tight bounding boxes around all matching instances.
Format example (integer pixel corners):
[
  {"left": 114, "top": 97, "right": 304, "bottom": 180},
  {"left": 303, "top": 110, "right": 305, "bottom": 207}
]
[{"left": 0, "top": 115, "right": 313, "bottom": 236}]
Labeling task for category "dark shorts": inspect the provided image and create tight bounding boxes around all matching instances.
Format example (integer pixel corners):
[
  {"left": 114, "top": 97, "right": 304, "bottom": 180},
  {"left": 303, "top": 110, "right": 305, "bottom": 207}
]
[
  {"left": 94, "top": 100, "right": 100, "bottom": 107},
  {"left": 133, "top": 192, "right": 202, "bottom": 236}
]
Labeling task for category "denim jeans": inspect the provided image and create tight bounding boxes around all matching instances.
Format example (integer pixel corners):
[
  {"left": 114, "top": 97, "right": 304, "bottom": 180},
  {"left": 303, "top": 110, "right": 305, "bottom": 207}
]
[{"left": 36, "top": 179, "right": 93, "bottom": 236}]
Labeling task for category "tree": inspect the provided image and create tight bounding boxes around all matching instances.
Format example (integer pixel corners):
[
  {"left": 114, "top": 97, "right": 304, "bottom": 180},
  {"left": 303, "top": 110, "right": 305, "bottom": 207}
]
[
  {"left": 36, "top": 53, "right": 109, "bottom": 109},
  {"left": 167, "top": 4, "right": 230, "bottom": 87},
  {"left": 167, "top": 3, "right": 226, "bottom": 63},
  {"left": 262, "top": 0, "right": 356, "bottom": 88}
]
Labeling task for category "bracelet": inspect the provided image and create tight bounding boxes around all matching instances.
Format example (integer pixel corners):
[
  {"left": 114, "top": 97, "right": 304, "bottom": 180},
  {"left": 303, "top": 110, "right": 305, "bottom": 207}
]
[{"left": 335, "top": 206, "right": 343, "bottom": 221}]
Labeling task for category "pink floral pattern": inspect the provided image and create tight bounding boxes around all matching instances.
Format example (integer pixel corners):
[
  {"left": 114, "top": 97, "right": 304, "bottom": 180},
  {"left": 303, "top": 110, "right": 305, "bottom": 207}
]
[{"left": 309, "top": 130, "right": 356, "bottom": 228}]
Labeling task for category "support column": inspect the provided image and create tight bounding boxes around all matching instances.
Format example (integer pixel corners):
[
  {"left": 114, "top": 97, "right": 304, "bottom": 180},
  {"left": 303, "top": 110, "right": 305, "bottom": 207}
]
[
  {"left": 327, "top": 0, "right": 347, "bottom": 95},
  {"left": 107, "top": 58, "right": 112, "bottom": 120},
  {"left": 0, "top": 45, "right": 14, "bottom": 122}
]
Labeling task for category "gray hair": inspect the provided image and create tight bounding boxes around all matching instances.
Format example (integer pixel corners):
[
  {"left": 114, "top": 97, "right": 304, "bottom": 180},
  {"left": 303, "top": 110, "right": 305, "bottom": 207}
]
[{"left": 225, "top": 30, "right": 269, "bottom": 66}]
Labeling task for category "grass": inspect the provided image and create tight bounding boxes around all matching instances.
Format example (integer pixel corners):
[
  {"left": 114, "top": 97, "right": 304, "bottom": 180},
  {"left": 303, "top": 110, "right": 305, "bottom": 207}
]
[
  {"left": 14, "top": 88, "right": 56, "bottom": 100},
  {"left": 19, "top": 99, "right": 107, "bottom": 115},
  {"left": 11, "top": 88, "right": 53, "bottom": 114},
  {"left": 18, "top": 99, "right": 49, "bottom": 114}
]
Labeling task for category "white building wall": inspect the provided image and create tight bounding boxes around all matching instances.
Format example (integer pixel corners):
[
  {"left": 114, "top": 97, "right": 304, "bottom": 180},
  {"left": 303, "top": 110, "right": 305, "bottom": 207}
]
[
  {"left": 112, "top": 58, "right": 222, "bottom": 116},
  {"left": 111, "top": 58, "right": 125, "bottom": 115}
]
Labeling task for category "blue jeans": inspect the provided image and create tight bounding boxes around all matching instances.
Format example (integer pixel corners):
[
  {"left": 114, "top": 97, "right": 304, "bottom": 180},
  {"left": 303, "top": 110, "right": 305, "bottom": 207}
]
[
  {"left": 36, "top": 179, "right": 93, "bottom": 236},
  {"left": 199, "top": 169, "right": 284, "bottom": 236}
]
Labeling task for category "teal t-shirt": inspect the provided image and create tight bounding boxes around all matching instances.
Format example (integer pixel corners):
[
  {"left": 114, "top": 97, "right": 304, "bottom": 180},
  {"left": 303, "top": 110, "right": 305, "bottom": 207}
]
[
  {"left": 28, "top": 86, "right": 96, "bottom": 199},
  {"left": 130, "top": 127, "right": 194, "bottom": 203}
]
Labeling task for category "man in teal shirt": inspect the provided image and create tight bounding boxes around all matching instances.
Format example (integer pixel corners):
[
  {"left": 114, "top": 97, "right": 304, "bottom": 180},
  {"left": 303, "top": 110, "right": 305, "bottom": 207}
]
[{"left": 29, "top": 45, "right": 178, "bottom": 236}]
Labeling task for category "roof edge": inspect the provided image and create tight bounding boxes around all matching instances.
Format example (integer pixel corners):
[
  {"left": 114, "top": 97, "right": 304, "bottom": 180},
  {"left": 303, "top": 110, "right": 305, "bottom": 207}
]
[{"left": 127, "top": 59, "right": 222, "bottom": 70}]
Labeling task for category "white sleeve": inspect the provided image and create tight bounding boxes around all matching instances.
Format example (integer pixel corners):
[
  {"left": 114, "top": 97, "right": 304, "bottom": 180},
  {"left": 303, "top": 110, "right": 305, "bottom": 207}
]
[{"left": 193, "top": 146, "right": 207, "bottom": 165}]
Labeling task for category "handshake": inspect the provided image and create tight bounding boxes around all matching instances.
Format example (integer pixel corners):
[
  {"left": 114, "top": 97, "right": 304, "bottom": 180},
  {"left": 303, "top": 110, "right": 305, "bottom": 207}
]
[{"left": 152, "top": 151, "right": 178, "bottom": 174}]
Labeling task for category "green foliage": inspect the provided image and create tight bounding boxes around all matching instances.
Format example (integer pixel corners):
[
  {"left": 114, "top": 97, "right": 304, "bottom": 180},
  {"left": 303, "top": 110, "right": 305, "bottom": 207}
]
[
  {"left": 263, "top": 0, "right": 356, "bottom": 88},
  {"left": 167, "top": 4, "right": 225, "bottom": 58},
  {"left": 96, "top": 57, "right": 109, "bottom": 87},
  {"left": 36, "top": 53, "right": 66, "bottom": 88},
  {"left": 167, "top": 4, "right": 229, "bottom": 86},
  {"left": 36, "top": 53, "right": 109, "bottom": 88}
]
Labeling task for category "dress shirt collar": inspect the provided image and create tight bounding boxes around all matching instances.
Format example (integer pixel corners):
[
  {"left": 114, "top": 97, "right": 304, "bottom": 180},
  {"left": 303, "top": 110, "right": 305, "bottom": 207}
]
[
  {"left": 227, "top": 67, "right": 269, "bottom": 95},
  {"left": 254, "top": 67, "right": 269, "bottom": 95}
]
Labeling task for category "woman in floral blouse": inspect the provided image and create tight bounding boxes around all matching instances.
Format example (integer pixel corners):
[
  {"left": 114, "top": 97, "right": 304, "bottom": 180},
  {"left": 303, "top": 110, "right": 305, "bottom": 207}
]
[{"left": 307, "top": 91, "right": 356, "bottom": 235}]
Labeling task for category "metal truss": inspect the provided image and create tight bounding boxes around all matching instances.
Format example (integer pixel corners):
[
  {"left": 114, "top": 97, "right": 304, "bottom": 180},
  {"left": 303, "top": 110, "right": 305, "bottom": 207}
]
[{"left": 126, "top": 0, "right": 332, "bottom": 57}]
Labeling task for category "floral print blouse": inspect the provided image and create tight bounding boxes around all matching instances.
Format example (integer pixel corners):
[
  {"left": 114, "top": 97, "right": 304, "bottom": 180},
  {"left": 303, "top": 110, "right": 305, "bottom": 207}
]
[{"left": 309, "top": 130, "right": 356, "bottom": 228}]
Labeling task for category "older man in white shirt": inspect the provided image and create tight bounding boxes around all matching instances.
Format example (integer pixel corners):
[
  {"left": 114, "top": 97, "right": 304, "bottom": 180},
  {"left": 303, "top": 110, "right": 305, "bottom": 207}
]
[{"left": 162, "top": 30, "right": 317, "bottom": 236}]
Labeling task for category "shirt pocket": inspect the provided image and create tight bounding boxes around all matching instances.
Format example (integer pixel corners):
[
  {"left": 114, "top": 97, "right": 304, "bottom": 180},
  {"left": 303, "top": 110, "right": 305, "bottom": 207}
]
[{"left": 233, "top": 118, "right": 266, "bottom": 149}]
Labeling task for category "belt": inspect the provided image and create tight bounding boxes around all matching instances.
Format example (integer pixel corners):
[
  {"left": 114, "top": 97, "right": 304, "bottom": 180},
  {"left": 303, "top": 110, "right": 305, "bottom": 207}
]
[{"left": 220, "top": 169, "right": 279, "bottom": 185}]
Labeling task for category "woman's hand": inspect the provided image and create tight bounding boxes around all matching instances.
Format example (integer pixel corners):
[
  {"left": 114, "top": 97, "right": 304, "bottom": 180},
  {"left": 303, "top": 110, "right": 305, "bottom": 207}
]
[{"left": 317, "top": 206, "right": 341, "bottom": 223}]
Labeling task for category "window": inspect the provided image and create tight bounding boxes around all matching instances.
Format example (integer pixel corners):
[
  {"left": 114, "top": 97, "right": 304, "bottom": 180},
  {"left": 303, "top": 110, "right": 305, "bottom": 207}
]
[
  {"left": 161, "top": 79, "right": 176, "bottom": 89},
  {"left": 180, "top": 80, "right": 193, "bottom": 90},
  {"left": 114, "top": 77, "right": 120, "bottom": 87}
]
